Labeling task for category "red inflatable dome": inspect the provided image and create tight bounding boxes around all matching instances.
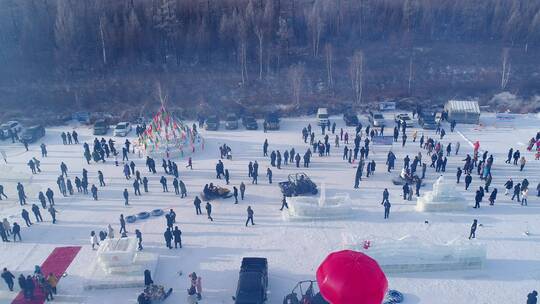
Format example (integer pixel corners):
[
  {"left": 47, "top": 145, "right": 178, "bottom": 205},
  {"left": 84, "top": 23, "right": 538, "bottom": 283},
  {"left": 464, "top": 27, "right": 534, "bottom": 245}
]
[{"left": 316, "top": 250, "right": 388, "bottom": 304}]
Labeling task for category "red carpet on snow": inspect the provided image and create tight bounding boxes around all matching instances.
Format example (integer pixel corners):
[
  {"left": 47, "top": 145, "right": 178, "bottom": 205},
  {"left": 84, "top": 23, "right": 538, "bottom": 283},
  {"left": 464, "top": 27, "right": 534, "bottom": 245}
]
[{"left": 11, "top": 246, "right": 81, "bottom": 304}]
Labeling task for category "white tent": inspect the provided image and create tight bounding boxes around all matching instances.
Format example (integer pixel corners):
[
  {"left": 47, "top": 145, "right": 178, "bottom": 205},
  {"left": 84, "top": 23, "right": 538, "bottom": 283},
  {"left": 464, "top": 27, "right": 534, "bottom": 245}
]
[{"left": 444, "top": 100, "right": 480, "bottom": 124}]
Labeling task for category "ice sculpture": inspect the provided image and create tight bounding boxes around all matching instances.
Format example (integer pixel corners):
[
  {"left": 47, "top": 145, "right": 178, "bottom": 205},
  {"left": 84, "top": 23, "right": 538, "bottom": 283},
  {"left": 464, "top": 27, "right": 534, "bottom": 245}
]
[
  {"left": 345, "top": 235, "right": 486, "bottom": 273},
  {"left": 416, "top": 176, "right": 468, "bottom": 212},
  {"left": 283, "top": 183, "right": 355, "bottom": 220},
  {"left": 84, "top": 238, "right": 159, "bottom": 290}
]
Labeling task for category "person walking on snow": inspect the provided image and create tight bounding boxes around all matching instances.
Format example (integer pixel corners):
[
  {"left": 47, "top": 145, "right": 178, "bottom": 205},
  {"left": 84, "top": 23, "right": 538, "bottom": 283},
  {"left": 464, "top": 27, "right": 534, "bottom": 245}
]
[
  {"left": 91, "top": 184, "right": 98, "bottom": 200},
  {"left": 489, "top": 188, "right": 498, "bottom": 205},
  {"left": 280, "top": 196, "right": 289, "bottom": 210},
  {"left": 512, "top": 183, "right": 521, "bottom": 202},
  {"left": 240, "top": 182, "right": 246, "bottom": 200},
  {"left": 504, "top": 178, "right": 513, "bottom": 195},
  {"left": 521, "top": 187, "right": 529, "bottom": 206},
  {"left": 527, "top": 290, "right": 538, "bottom": 304},
  {"left": 2, "top": 268, "right": 15, "bottom": 291},
  {"left": 233, "top": 186, "right": 238, "bottom": 204},
  {"left": 205, "top": 202, "right": 213, "bottom": 221},
  {"left": 164, "top": 228, "right": 173, "bottom": 249},
  {"left": 31, "top": 204, "right": 43, "bottom": 222},
  {"left": 108, "top": 224, "right": 114, "bottom": 239},
  {"left": 123, "top": 189, "right": 129, "bottom": 205},
  {"left": 173, "top": 226, "right": 182, "bottom": 249},
  {"left": 90, "top": 231, "right": 99, "bottom": 250},
  {"left": 465, "top": 174, "right": 472, "bottom": 190},
  {"left": 135, "top": 229, "right": 143, "bottom": 250},
  {"left": 194, "top": 196, "right": 202, "bottom": 215},
  {"left": 179, "top": 180, "right": 187, "bottom": 198},
  {"left": 160, "top": 176, "right": 168, "bottom": 192},
  {"left": 520, "top": 156, "right": 526, "bottom": 171},
  {"left": 119, "top": 214, "right": 127, "bottom": 234},
  {"left": 21, "top": 209, "right": 32, "bottom": 227},
  {"left": 246, "top": 206, "right": 255, "bottom": 226},
  {"left": 266, "top": 168, "right": 272, "bottom": 184},
  {"left": 48, "top": 206, "right": 57, "bottom": 224},
  {"left": 469, "top": 219, "right": 478, "bottom": 239},
  {"left": 142, "top": 177, "right": 149, "bottom": 193},
  {"left": 383, "top": 200, "right": 391, "bottom": 219}
]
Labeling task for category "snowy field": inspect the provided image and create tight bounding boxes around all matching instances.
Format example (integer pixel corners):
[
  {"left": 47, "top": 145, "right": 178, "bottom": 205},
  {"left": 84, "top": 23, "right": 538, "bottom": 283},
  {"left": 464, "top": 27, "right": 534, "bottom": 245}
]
[{"left": 0, "top": 112, "right": 539, "bottom": 304}]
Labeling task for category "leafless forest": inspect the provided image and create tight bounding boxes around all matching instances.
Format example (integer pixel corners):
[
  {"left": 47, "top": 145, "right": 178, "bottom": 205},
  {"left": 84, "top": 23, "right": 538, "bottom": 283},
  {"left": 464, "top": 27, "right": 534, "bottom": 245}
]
[{"left": 1, "top": 0, "right": 540, "bottom": 119}]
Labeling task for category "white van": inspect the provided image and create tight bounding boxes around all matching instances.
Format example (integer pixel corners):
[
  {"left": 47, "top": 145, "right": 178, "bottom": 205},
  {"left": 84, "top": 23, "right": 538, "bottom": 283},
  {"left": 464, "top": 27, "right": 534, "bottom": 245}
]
[{"left": 317, "top": 108, "right": 329, "bottom": 126}]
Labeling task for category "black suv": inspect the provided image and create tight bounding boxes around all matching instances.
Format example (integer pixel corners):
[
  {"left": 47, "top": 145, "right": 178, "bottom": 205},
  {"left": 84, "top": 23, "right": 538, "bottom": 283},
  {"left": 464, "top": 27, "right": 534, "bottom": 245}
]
[
  {"left": 343, "top": 113, "right": 359, "bottom": 126},
  {"left": 264, "top": 113, "right": 280, "bottom": 130},
  {"left": 205, "top": 115, "right": 220, "bottom": 131},
  {"left": 242, "top": 116, "right": 258, "bottom": 130},
  {"left": 233, "top": 257, "right": 268, "bottom": 304},
  {"left": 20, "top": 125, "right": 45, "bottom": 143},
  {"left": 418, "top": 113, "right": 437, "bottom": 129}
]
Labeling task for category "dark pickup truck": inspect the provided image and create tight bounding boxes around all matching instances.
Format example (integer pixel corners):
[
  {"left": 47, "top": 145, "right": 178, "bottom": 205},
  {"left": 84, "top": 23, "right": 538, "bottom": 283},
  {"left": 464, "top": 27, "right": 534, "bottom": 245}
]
[
  {"left": 264, "top": 113, "right": 280, "bottom": 130},
  {"left": 233, "top": 257, "right": 268, "bottom": 304}
]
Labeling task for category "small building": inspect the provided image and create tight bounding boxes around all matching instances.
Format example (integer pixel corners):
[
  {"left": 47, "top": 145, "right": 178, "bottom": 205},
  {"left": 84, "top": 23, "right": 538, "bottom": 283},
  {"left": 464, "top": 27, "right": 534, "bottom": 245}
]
[{"left": 444, "top": 100, "right": 480, "bottom": 124}]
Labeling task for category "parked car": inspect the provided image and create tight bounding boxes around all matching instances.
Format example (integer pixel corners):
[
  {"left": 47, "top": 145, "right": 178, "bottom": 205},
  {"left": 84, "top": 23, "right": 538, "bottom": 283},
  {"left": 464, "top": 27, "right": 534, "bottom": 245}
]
[
  {"left": 316, "top": 108, "right": 329, "bottom": 126},
  {"left": 113, "top": 122, "right": 131, "bottom": 137},
  {"left": 93, "top": 119, "right": 109, "bottom": 135},
  {"left": 233, "top": 257, "right": 268, "bottom": 304},
  {"left": 72, "top": 112, "right": 91, "bottom": 124},
  {"left": 242, "top": 116, "right": 258, "bottom": 130},
  {"left": 205, "top": 115, "right": 220, "bottom": 131},
  {"left": 343, "top": 113, "right": 359, "bottom": 126},
  {"left": 20, "top": 125, "right": 45, "bottom": 143},
  {"left": 394, "top": 113, "right": 414, "bottom": 127},
  {"left": 225, "top": 114, "right": 239, "bottom": 130},
  {"left": 264, "top": 113, "right": 280, "bottom": 130},
  {"left": 368, "top": 111, "right": 385, "bottom": 127},
  {"left": 418, "top": 113, "right": 437, "bottom": 129},
  {"left": 1, "top": 121, "right": 23, "bottom": 134},
  {"left": 1, "top": 121, "right": 22, "bottom": 140}
]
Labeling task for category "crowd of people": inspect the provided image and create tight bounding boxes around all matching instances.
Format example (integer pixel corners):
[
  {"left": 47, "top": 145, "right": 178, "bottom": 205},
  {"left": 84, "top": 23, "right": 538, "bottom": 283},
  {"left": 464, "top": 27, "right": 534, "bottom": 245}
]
[{"left": 0, "top": 113, "right": 538, "bottom": 303}]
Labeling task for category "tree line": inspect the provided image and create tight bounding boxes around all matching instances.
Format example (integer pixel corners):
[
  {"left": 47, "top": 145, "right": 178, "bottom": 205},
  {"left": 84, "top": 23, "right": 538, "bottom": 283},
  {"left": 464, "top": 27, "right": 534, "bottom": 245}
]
[
  {"left": 0, "top": 0, "right": 539, "bottom": 112},
  {"left": 2, "top": 0, "right": 539, "bottom": 70}
]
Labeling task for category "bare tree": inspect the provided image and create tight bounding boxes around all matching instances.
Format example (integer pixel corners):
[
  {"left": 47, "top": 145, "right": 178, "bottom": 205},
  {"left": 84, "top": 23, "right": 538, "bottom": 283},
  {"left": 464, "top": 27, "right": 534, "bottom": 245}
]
[
  {"left": 276, "top": 16, "right": 291, "bottom": 70},
  {"left": 408, "top": 53, "right": 414, "bottom": 95},
  {"left": 124, "top": 7, "right": 142, "bottom": 62},
  {"left": 349, "top": 50, "right": 365, "bottom": 108},
  {"left": 288, "top": 64, "right": 305, "bottom": 108},
  {"left": 54, "top": 0, "right": 78, "bottom": 64},
  {"left": 247, "top": 0, "right": 264, "bottom": 80},
  {"left": 99, "top": 15, "right": 107, "bottom": 65},
  {"left": 307, "top": 0, "right": 324, "bottom": 57},
  {"left": 501, "top": 47, "right": 511, "bottom": 90},
  {"left": 153, "top": 0, "right": 181, "bottom": 64},
  {"left": 263, "top": 0, "right": 275, "bottom": 77},
  {"left": 324, "top": 43, "right": 334, "bottom": 89},
  {"left": 234, "top": 11, "right": 249, "bottom": 86}
]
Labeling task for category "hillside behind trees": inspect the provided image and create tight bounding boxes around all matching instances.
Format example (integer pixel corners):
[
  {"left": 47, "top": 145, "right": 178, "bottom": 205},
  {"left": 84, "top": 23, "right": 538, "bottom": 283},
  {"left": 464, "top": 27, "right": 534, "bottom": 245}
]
[{"left": 1, "top": 0, "right": 540, "bottom": 119}]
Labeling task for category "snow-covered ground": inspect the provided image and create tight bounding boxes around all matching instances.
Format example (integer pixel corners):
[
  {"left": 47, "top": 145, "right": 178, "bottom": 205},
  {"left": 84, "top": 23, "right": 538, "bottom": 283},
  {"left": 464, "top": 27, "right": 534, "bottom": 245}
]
[{"left": 0, "top": 112, "right": 538, "bottom": 304}]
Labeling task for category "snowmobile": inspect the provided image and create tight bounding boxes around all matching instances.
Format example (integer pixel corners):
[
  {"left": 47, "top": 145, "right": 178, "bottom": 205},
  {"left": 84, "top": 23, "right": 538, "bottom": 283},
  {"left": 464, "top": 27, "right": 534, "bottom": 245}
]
[
  {"left": 143, "top": 284, "right": 173, "bottom": 303},
  {"left": 279, "top": 173, "right": 318, "bottom": 197},
  {"left": 391, "top": 169, "right": 424, "bottom": 186},
  {"left": 201, "top": 183, "right": 232, "bottom": 200},
  {"left": 283, "top": 280, "right": 329, "bottom": 304}
]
